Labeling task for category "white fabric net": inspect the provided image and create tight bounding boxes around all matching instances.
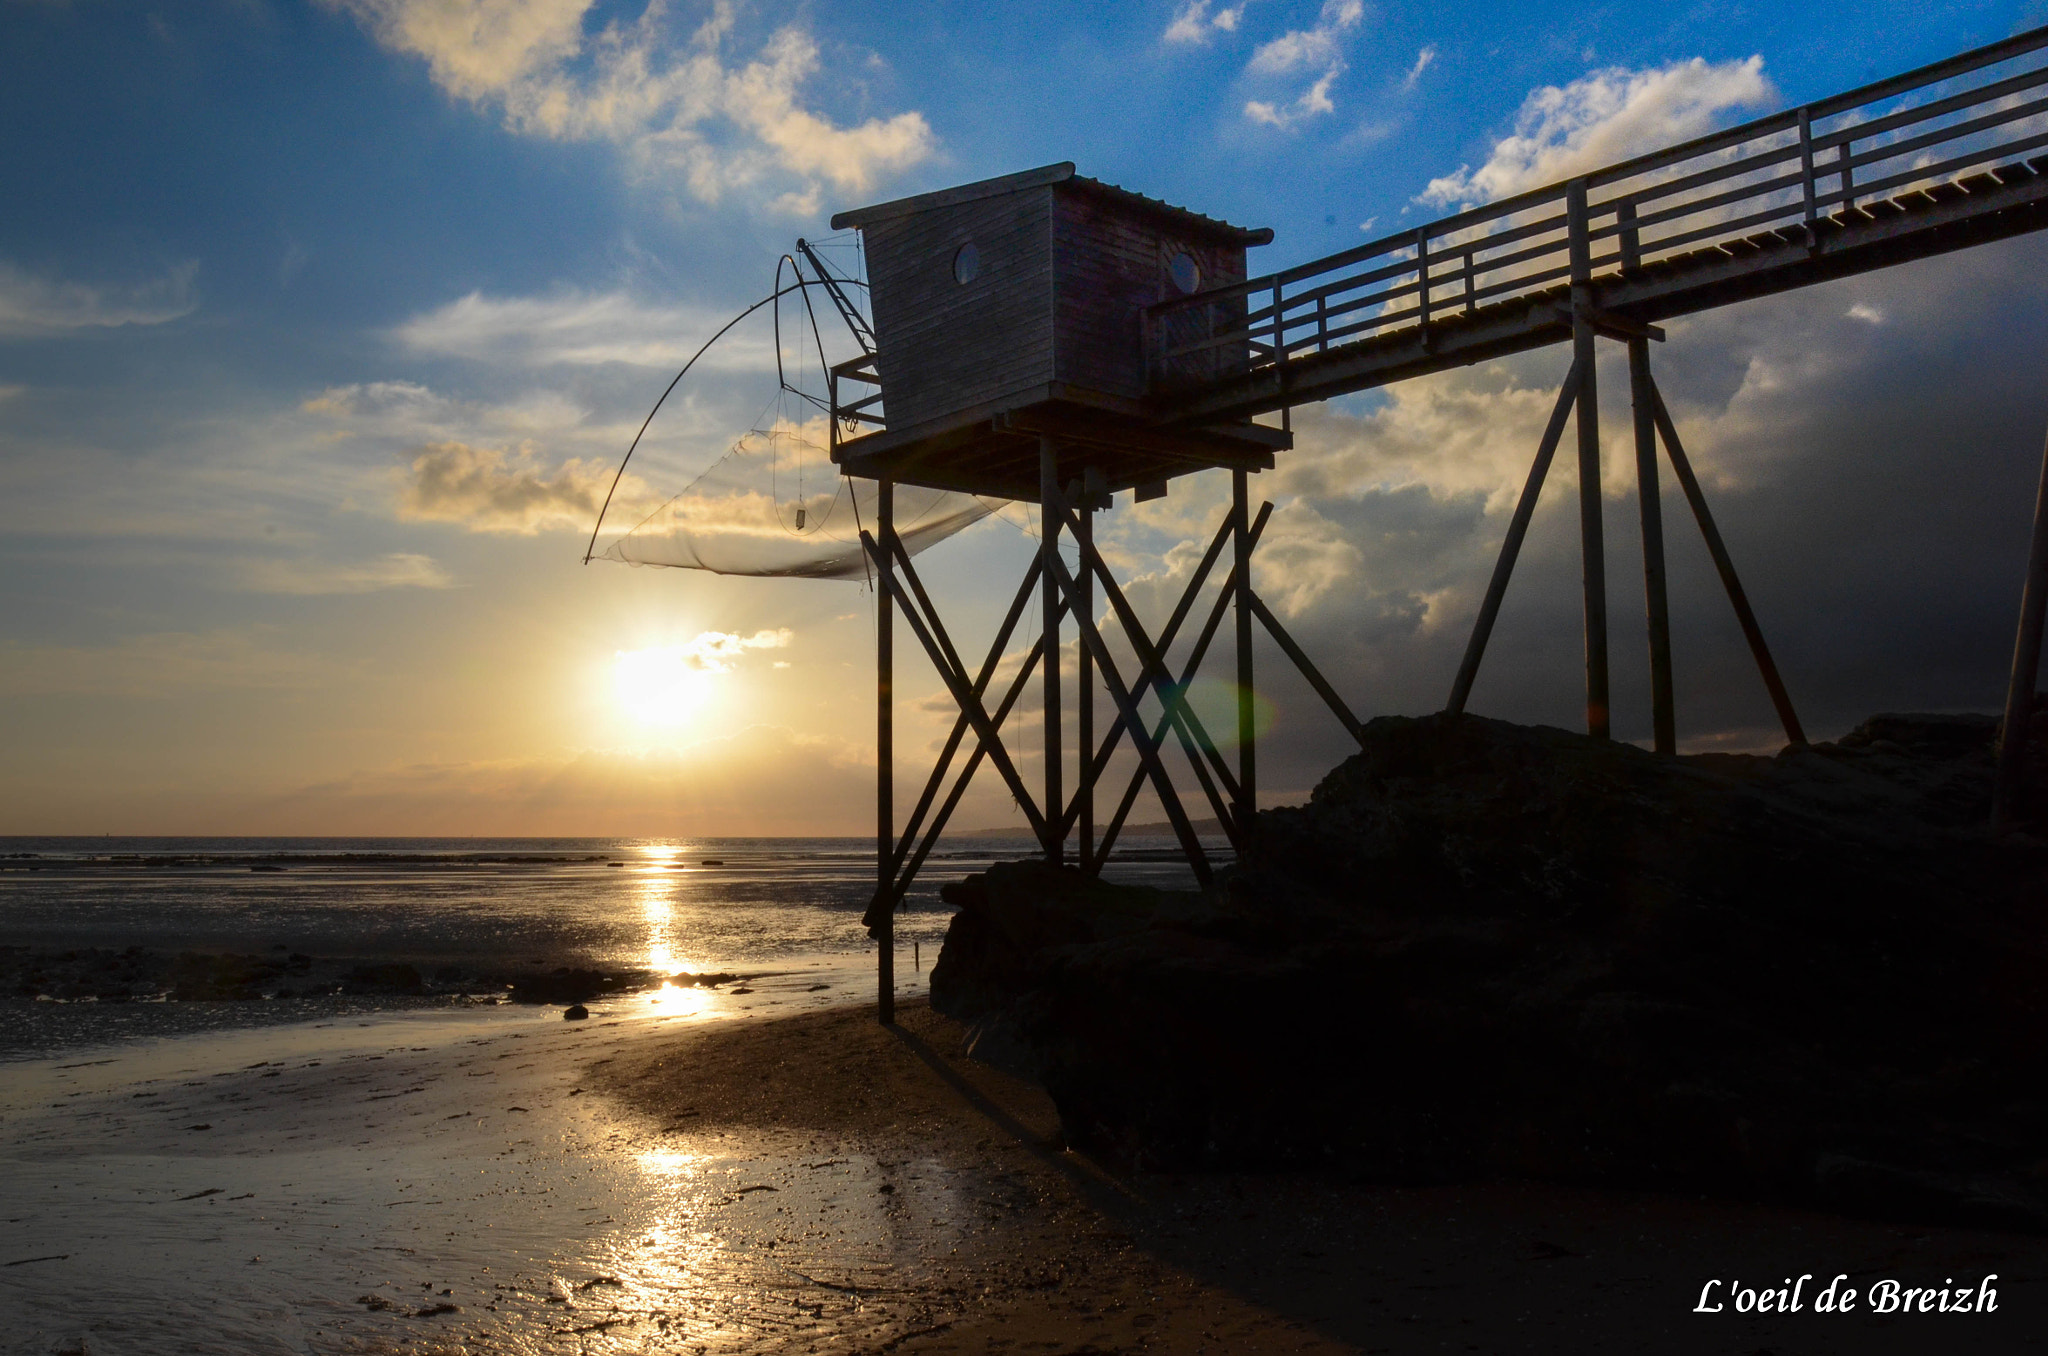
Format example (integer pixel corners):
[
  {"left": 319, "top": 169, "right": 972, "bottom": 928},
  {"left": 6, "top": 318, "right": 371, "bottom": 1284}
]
[
  {"left": 591, "top": 242, "right": 1008, "bottom": 581},
  {"left": 599, "top": 421, "right": 998, "bottom": 580}
]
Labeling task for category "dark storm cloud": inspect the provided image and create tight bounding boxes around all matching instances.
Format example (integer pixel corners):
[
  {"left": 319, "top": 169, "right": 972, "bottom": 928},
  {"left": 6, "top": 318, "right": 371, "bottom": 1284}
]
[{"left": 1233, "top": 231, "right": 2048, "bottom": 798}]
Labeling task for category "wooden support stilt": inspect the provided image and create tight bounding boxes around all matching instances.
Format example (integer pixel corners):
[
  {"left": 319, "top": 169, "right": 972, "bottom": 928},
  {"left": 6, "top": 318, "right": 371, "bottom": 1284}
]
[
  {"left": 1234, "top": 468, "right": 1257, "bottom": 833},
  {"left": 875, "top": 479, "right": 894, "bottom": 1026},
  {"left": 1567, "top": 179, "right": 1610, "bottom": 740},
  {"left": 1631, "top": 340, "right": 1676, "bottom": 754},
  {"left": 1648, "top": 384, "right": 1806, "bottom": 747},
  {"left": 1447, "top": 359, "right": 1583, "bottom": 714},
  {"left": 1040, "top": 436, "right": 1063, "bottom": 866},
  {"left": 1078, "top": 501, "right": 1095, "bottom": 872},
  {"left": 1993, "top": 424, "right": 2048, "bottom": 832}
]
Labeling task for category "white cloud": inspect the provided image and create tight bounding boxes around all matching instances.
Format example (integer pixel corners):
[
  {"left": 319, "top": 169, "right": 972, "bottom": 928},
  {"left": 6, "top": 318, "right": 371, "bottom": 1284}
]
[
  {"left": 325, "top": 0, "right": 934, "bottom": 210},
  {"left": 301, "top": 378, "right": 630, "bottom": 454},
  {"left": 1420, "top": 56, "right": 1774, "bottom": 207},
  {"left": 392, "top": 288, "right": 775, "bottom": 369},
  {"left": 1277, "top": 363, "right": 1584, "bottom": 507},
  {"left": 1400, "top": 44, "right": 1434, "bottom": 92},
  {"left": 1164, "top": 0, "right": 1256, "bottom": 45},
  {"left": 1246, "top": 67, "right": 1339, "bottom": 128},
  {"left": 328, "top": 0, "right": 591, "bottom": 99},
  {"left": 1240, "top": 0, "right": 1361, "bottom": 129},
  {"left": 667, "top": 627, "right": 792, "bottom": 672},
  {"left": 231, "top": 552, "right": 456, "bottom": 594},
  {"left": 1245, "top": 0, "right": 1361, "bottom": 74},
  {"left": 1847, "top": 303, "right": 1886, "bottom": 325},
  {"left": 397, "top": 439, "right": 619, "bottom": 533},
  {"left": 0, "top": 260, "right": 197, "bottom": 338}
]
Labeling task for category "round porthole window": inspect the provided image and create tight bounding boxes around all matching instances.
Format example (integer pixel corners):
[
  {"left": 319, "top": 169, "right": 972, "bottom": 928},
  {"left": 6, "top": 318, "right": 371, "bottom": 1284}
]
[
  {"left": 1169, "top": 251, "right": 1202, "bottom": 294},
  {"left": 952, "top": 241, "right": 980, "bottom": 285}
]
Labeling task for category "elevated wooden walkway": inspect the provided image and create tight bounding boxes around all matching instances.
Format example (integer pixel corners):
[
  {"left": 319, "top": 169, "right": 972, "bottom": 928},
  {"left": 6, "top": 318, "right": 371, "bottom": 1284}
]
[{"left": 1148, "top": 26, "right": 2048, "bottom": 424}]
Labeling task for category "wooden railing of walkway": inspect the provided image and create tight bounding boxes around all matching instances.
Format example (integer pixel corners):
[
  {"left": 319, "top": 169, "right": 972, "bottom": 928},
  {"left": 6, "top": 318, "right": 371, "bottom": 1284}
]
[{"left": 1148, "top": 25, "right": 2048, "bottom": 423}]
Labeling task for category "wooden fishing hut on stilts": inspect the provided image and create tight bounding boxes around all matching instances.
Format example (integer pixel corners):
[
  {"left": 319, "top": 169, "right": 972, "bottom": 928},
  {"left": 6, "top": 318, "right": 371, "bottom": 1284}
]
[
  {"left": 826, "top": 164, "right": 1344, "bottom": 1024},
  {"left": 827, "top": 26, "right": 2048, "bottom": 1021}
]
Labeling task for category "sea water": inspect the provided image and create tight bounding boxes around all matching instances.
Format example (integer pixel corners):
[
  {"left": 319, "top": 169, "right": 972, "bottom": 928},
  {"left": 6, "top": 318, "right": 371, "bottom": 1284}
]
[{"left": 0, "top": 835, "right": 1214, "bottom": 1059}]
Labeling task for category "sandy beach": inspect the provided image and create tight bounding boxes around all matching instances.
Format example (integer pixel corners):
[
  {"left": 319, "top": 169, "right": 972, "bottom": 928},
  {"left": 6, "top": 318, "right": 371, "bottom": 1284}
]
[{"left": 4, "top": 971, "right": 2046, "bottom": 1356}]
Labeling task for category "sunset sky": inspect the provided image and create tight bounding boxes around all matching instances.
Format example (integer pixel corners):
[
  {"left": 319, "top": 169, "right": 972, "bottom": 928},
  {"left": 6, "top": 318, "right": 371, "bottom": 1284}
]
[{"left": 5, "top": 0, "right": 2047, "bottom": 836}]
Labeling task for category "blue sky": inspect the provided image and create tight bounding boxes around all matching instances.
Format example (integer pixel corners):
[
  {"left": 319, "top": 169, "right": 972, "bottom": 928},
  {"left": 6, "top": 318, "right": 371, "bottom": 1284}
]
[{"left": 4, "top": 0, "right": 2047, "bottom": 834}]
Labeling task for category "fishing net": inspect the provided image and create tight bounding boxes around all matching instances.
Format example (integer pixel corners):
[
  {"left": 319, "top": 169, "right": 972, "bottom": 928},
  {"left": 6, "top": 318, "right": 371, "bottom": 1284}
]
[
  {"left": 590, "top": 239, "right": 1007, "bottom": 581},
  {"left": 599, "top": 419, "right": 998, "bottom": 580}
]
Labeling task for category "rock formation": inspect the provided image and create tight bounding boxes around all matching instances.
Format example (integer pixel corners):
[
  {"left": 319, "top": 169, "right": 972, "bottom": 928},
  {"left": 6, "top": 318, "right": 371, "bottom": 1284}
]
[{"left": 930, "top": 712, "right": 2048, "bottom": 1230}]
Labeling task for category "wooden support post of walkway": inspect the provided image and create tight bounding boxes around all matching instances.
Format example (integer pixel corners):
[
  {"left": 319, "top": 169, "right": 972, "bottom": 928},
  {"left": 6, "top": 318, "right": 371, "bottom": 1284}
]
[
  {"left": 1620, "top": 202, "right": 1676, "bottom": 755},
  {"left": 1993, "top": 424, "right": 2048, "bottom": 832},
  {"left": 1631, "top": 339, "right": 1676, "bottom": 754},
  {"left": 875, "top": 478, "right": 894, "bottom": 1026},
  {"left": 1040, "top": 436, "right": 1063, "bottom": 867},
  {"left": 1567, "top": 178, "right": 1610, "bottom": 740},
  {"left": 1447, "top": 358, "right": 1583, "bottom": 715},
  {"left": 1234, "top": 468, "right": 1257, "bottom": 832},
  {"left": 1649, "top": 385, "right": 1805, "bottom": 747}
]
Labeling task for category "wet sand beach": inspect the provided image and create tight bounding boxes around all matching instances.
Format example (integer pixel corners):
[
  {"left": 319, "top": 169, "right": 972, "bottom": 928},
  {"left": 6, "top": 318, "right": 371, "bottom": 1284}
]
[{"left": 6, "top": 978, "right": 2048, "bottom": 1355}]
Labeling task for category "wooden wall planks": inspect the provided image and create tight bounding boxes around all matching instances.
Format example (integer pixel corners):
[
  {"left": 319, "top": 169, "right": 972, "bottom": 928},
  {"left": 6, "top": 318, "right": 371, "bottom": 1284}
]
[{"left": 861, "top": 178, "right": 1257, "bottom": 435}]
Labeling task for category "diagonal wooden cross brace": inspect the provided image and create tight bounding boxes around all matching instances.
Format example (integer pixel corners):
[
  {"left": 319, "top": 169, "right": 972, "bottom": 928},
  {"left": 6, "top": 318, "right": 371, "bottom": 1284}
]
[
  {"left": 1048, "top": 487, "right": 1243, "bottom": 811},
  {"left": 1044, "top": 496, "right": 1239, "bottom": 846},
  {"left": 861, "top": 552, "right": 1050, "bottom": 929},
  {"left": 1037, "top": 544, "right": 1213, "bottom": 883},
  {"left": 1095, "top": 503, "right": 1274, "bottom": 858},
  {"left": 861, "top": 530, "right": 1049, "bottom": 844},
  {"left": 863, "top": 632, "right": 1046, "bottom": 931}
]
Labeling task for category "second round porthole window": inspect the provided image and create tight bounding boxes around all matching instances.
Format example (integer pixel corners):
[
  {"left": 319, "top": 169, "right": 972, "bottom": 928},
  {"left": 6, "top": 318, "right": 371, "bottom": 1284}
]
[
  {"left": 1168, "top": 251, "right": 1202, "bottom": 294},
  {"left": 953, "top": 242, "right": 980, "bottom": 284}
]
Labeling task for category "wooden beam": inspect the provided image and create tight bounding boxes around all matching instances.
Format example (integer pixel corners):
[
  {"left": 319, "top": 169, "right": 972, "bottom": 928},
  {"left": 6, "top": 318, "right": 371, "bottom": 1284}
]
[
  {"left": 1041, "top": 437, "right": 1063, "bottom": 866},
  {"left": 862, "top": 531, "right": 1051, "bottom": 838},
  {"left": 1234, "top": 468, "right": 1257, "bottom": 831},
  {"left": 875, "top": 480, "right": 894, "bottom": 1026},
  {"left": 1994, "top": 424, "right": 2048, "bottom": 831},
  {"left": 1631, "top": 338, "right": 1677, "bottom": 755},
  {"left": 1039, "top": 548, "right": 1213, "bottom": 885},
  {"left": 1569, "top": 179, "right": 1612, "bottom": 741},
  {"left": 1648, "top": 384, "right": 1806, "bottom": 746},
  {"left": 1448, "top": 358, "right": 1583, "bottom": 715}
]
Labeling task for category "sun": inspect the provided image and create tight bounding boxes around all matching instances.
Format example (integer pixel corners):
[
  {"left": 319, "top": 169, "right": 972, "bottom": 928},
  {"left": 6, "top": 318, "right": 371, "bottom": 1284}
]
[{"left": 612, "top": 647, "right": 713, "bottom": 728}]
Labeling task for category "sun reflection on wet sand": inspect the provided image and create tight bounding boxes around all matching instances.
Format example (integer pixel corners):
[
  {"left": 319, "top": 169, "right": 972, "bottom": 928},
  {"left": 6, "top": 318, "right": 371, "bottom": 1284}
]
[
  {"left": 642, "top": 981, "right": 716, "bottom": 1017},
  {"left": 0, "top": 957, "right": 940, "bottom": 1355}
]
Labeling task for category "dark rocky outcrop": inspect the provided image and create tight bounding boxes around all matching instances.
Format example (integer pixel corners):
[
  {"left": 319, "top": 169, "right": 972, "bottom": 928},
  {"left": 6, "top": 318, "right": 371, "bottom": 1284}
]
[{"left": 930, "top": 711, "right": 2048, "bottom": 1230}]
